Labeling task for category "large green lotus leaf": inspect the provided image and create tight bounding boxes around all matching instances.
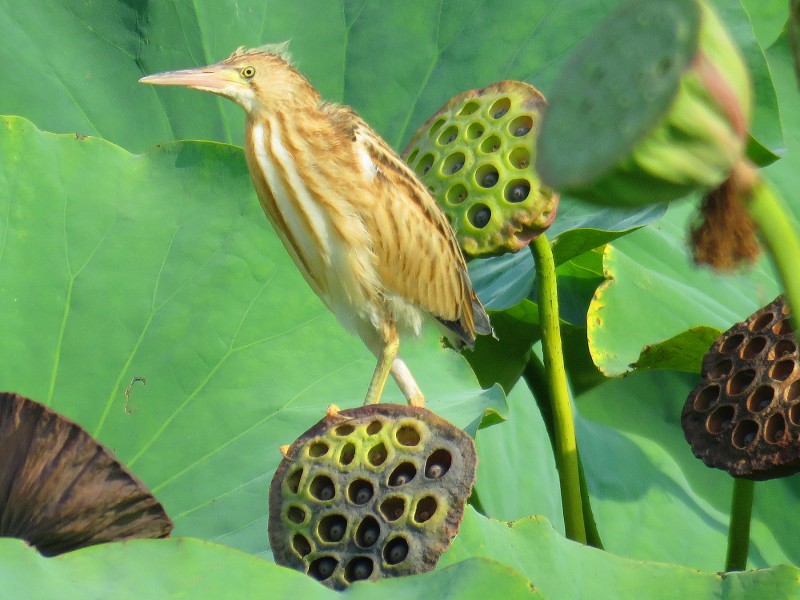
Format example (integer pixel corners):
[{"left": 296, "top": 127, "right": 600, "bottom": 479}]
[
  {"left": 0, "top": 0, "right": 782, "bottom": 157},
  {"left": 0, "top": 538, "right": 332, "bottom": 600},
  {"left": 0, "top": 116, "right": 503, "bottom": 558},
  {"left": 0, "top": 0, "right": 613, "bottom": 152},
  {"left": 577, "top": 369, "right": 800, "bottom": 571},
  {"left": 442, "top": 507, "right": 800, "bottom": 600},
  {"left": 0, "top": 537, "right": 541, "bottom": 600},
  {"left": 588, "top": 202, "right": 780, "bottom": 376},
  {"left": 469, "top": 201, "right": 665, "bottom": 311},
  {"left": 473, "top": 380, "right": 563, "bottom": 527}
]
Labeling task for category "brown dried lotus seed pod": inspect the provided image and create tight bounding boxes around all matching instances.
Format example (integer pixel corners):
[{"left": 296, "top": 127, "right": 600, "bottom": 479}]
[
  {"left": 268, "top": 403, "right": 477, "bottom": 590},
  {"left": 402, "top": 80, "right": 558, "bottom": 258},
  {"left": 0, "top": 392, "right": 173, "bottom": 556},
  {"left": 681, "top": 296, "right": 800, "bottom": 479}
]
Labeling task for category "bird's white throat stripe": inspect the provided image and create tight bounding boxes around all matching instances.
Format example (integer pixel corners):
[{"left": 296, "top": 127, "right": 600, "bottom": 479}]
[{"left": 251, "top": 120, "right": 331, "bottom": 269}]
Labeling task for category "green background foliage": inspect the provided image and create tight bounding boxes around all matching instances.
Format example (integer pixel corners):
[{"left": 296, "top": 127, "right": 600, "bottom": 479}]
[{"left": 1, "top": 0, "right": 799, "bottom": 597}]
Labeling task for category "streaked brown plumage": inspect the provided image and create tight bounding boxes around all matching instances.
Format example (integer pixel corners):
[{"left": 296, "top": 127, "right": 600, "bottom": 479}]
[{"left": 140, "top": 44, "right": 491, "bottom": 407}]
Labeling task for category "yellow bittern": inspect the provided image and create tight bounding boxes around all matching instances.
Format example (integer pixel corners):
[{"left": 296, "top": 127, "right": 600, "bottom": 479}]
[{"left": 140, "top": 44, "right": 492, "bottom": 407}]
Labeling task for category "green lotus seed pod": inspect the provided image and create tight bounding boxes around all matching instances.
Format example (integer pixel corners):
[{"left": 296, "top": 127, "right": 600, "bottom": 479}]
[
  {"left": 536, "top": 0, "right": 751, "bottom": 206},
  {"left": 268, "top": 404, "right": 477, "bottom": 590},
  {"left": 402, "top": 81, "right": 558, "bottom": 258}
]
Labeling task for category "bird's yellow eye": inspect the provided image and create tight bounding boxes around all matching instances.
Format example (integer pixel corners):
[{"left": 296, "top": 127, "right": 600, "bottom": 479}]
[{"left": 241, "top": 66, "right": 256, "bottom": 79}]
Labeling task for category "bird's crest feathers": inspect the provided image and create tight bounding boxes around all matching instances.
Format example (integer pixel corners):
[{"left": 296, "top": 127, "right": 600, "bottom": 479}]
[{"left": 227, "top": 41, "right": 293, "bottom": 64}]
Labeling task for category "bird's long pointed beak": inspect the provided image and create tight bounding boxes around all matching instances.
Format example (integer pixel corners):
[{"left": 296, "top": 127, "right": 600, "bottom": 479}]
[{"left": 139, "top": 64, "right": 234, "bottom": 90}]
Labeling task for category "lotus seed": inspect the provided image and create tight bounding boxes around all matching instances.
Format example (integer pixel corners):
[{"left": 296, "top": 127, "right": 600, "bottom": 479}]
[
  {"left": 472, "top": 207, "right": 491, "bottom": 228},
  {"left": 481, "top": 171, "right": 498, "bottom": 187},
  {"left": 316, "top": 557, "right": 336, "bottom": 579}
]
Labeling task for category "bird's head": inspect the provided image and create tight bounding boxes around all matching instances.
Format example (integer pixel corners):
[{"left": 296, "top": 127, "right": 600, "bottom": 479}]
[{"left": 139, "top": 42, "right": 316, "bottom": 113}]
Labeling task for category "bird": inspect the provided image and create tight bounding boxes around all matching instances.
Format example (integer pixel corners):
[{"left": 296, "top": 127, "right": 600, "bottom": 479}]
[{"left": 140, "top": 43, "right": 492, "bottom": 408}]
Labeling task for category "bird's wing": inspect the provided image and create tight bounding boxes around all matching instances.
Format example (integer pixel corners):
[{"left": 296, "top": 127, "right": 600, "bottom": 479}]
[{"left": 324, "top": 104, "right": 488, "bottom": 344}]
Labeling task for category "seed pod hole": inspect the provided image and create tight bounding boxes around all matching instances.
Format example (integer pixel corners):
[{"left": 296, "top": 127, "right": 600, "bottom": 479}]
[
  {"left": 367, "top": 443, "right": 387, "bottom": 466},
  {"left": 769, "top": 360, "right": 794, "bottom": 382},
  {"left": 383, "top": 536, "right": 410, "bottom": 565},
  {"left": 414, "top": 496, "right": 438, "bottom": 524},
  {"left": 789, "top": 402, "right": 800, "bottom": 426},
  {"left": 727, "top": 369, "right": 755, "bottom": 395},
  {"left": 504, "top": 179, "right": 530, "bottom": 203},
  {"left": 388, "top": 462, "right": 417, "bottom": 487},
  {"left": 764, "top": 413, "right": 786, "bottom": 444},
  {"left": 415, "top": 154, "right": 434, "bottom": 177},
  {"left": 366, "top": 420, "right": 383, "bottom": 435},
  {"left": 467, "top": 122, "right": 485, "bottom": 139},
  {"left": 509, "top": 147, "right": 530, "bottom": 169},
  {"left": 309, "top": 441, "right": 329, "bottom": 458},
  {"left": 425, "top": 449, "right": 452, "bottom": 479},
  {"left": 740, "top": 336, "right": 767, "bottom": 360},
  {"left": 787, "top": 380, "right": 800, "bottom": 403},
  {"left": 480, "top": 135, "right": 501, "bottom": 153},
  {"left": 476, "top": 164, "right": 499, "bottom": 188},
  {"left": 339, "top": 442, "right": 356, "bottom": 466},
  {"left": 732, "top": 419, "right": 759, "bottom": 449},
  {"left": 287, "top": 505, "right": 306, "bottom": 524},
  {"left": 720, "top": 334, "right": 744, "bottom": 353},
  {"left": 749, "top": 312, "right": 774, "bottom": 332},
  {"left": 310, "top": 475, "right": 336, "bottom": 501},
  {"left": 355, "top": 515, "right": 381, "bottom": 548},
  {"left": 706, "top": 405, "right": 735, "bottom": 435},
  {"left": 771, "top": 340, "right": 797, "bottom": 360},
  {"left": 345, "top": 556, "right": 374, "bottom": 582},
  {"left": 693, "top": 385, "right": 720, "bottom": 412},
  {"left": 348, "top": 479, "right": 374, "bottom": 505},
  {"left": 379, "top": 496, "right": 406, "bottom": 522},
  {"left": 468, "top": 204, "right": 492, "bottom": 229},
  {"left": 429, "top": 118, "right": 446, "bottom": 135},
  {"left": 458, "top": 101, "right": 480, "bottom": 116},
  {"left": 292, "top": 533, "right": 312, "bottom": 558},
  {"left": 335, "top": 424, "right": 355, "bottom": 436},
  {"left": 406, "top": 149, "right": 419, "bottom": 164},
  {"left": 746, "top": 385, "right": 774, "bottom": 413},
  {"left": 438, "top": 125, "right": 459, "bottom": 145},
  {"left": 395, "top": 425, "right": 421, "bottom": 446},
  {"left": 443, "top": 152, "right": 465, "bottom": 175},
  {"left": 490, "top": 97, "right": 511, "bottom": 119},
  {"left": 447, "top": 184, "right": 468, "bottom": 205},
  {"left": 508, "top": 115, "right": 533, "bottom": 136},
  {"left": 308, "top": 556, "right": 338, "bottom": 581},
  {"left": 286, "top": 468, "right": 303, "bottom": 494},
  {"left": 318, "top": 514, "right": 348, "bottom": 543},
  {"left": 707, "top": 359, "right": 732, "bottom": 380},
  {"left": 773, "top": 318, "right": 793, "bottom": 336}
]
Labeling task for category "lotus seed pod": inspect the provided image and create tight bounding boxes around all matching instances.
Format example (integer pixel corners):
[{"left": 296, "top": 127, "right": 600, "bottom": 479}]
[
  {"left": 268, "top": 403, "right": 477, "bottom": 590},
  {"left": 402, "top": 81, "right": 558, "bottom": 258},
  {"left": 536, "top": 0, "right": 751, "bottom": 206},
  {"left": 681, "top": 296, "right": 800, "bottom": 480}
]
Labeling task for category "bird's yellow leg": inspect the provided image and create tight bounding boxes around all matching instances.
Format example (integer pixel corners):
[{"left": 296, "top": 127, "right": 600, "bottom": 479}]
[{"left": 364, "top": 327, "right": 399, "bottom": 406}]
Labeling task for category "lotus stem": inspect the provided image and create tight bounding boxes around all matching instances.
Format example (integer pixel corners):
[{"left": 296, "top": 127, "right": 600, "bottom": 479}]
[
  {"left": 725, "top": 477, "right": 754, "bottom": 571},
  {"left": 530, "top": 234, "right": 586, "bottom": 543}
]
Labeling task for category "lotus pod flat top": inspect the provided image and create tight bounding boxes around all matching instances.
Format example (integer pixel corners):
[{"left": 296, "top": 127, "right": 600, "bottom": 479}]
[
  {"left": 681, "top": 296, "right": 800, "bottom": 479},
  {"left": 403, "top": 80, "right": 557, "bottom": 258},
  {"left": 268, "top": 403, "right": 477, "bottom": 590},
  {"left": 536, "top": 0, "right": 701, "bottom": 191},
  {"left": 0, "top": 392, "right": 173, "bottom": 556}
]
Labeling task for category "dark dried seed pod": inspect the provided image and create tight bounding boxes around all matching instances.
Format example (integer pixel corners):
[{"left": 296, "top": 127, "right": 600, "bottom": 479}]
[{"left": 681, "top": 296, "right": 800, "bottom": 479}]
